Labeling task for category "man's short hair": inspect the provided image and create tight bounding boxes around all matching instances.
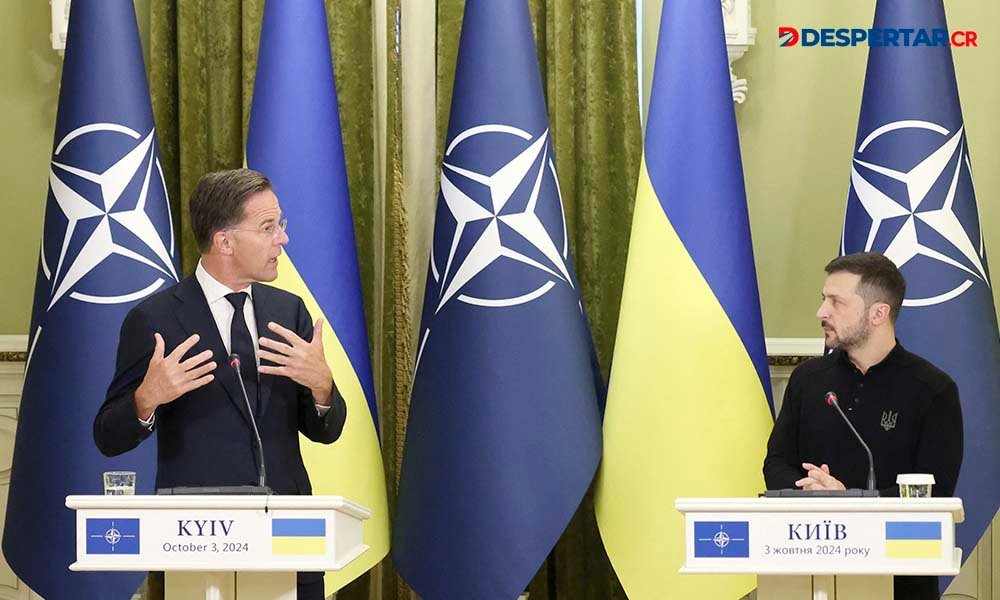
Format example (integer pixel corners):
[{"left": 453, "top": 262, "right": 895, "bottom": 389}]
[
  {"left": 189, "top": 169, "right": 272, "bottom": 252},
  {"left": 825, "top": 252, "right": 906, "bottom": 322}
]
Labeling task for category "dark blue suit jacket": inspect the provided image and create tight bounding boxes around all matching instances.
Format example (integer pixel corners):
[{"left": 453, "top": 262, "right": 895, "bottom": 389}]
[{"left": 94, "top": 275, "right": 347, "bottom": 494}]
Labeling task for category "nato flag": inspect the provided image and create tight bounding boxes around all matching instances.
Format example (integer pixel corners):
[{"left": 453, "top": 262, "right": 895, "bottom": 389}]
[
  {"left": 3, "top": 2, "right": 178, "bottom": 598},
  {"left": 693, "top": 522, "right": 750, "bottom": 558},
  {"left": 391, "top": 1, "right": 603, "bottom": 598},
  {"left": 841, "top": 0, "right": 1000, "bottom": 582}
]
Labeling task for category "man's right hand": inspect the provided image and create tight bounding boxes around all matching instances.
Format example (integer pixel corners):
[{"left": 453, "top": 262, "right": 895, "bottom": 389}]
[
  {"left": 795, "top": 462, "right": 847, "bottom": 491},
  {"left": 134, "top": 333, "right": 216, "bottom": 419}
]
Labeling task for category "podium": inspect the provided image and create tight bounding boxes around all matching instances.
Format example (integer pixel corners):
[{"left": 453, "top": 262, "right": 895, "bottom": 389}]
[
  {"left": 66, "top": 494, "right": 372, "bottom": 600},
  {"left": 676, "top": 497, "right": 964, "bottom": 600}
]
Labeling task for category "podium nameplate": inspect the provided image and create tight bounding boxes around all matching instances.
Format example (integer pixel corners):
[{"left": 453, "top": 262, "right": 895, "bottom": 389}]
[
  {"left": 676, "top": 498, "right": 962, "bottom": 576},
  {"left": 67, "top": 495, "right": 371, "bottom": 572}
]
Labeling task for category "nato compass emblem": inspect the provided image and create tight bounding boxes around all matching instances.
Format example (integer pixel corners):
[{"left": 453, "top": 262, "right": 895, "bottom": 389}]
[
  {"left": 99, "top": 525, "right": 126, "bottom": 547},
  {"left": 42, "top": 123, "right": 178, "bottom": 310},
  {"left": 713, "top": 530, "right": 731, "bottom": 549},
  {"left": 430, "top": 124, "right": 574, "bottom": 313},
  {"left": 845, "top": 120, "right": 989, "bottom": 307}
]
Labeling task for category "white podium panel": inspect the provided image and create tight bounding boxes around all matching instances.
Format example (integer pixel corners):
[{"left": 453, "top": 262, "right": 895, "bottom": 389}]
[
  {"left": 67, "top": 495, "right": 371, "bottom": 600},
  {"left": 676, "top": 497, "right": 964, "bottom": 600}
]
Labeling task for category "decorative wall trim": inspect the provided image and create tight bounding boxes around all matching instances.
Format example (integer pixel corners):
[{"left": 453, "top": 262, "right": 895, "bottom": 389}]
[
  {"left": 0, "top": 336, "right": 27, "bottom": 363},
  {"left": 51, "top": 0, "right": 71, "bottom": 53},
  {"left": 723, "top": 0, "right": 756, "bottom": 103},
  {"left": 0, "top": 337, "right": 27, "bottom": 354},
  {"left": 765, "top": 337, "right": 823, "bottom": 367},
  {"left": 766, "top": 337, "right": 824, "bottom": 356}
]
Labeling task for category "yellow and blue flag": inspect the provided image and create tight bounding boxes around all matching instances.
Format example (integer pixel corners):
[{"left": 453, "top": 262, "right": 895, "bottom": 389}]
[
  {"left": 840, "top": 2, "right": 1000, "bottom": 587},
  {"left": 2, "top": 2, "right": 178, "bottom": 598},
  {"left": 246, "top": 0, "right": 388, "bottom": 592},
  {"left": 594, "top": 2, "right": 773, "bottom": 598},
  {"left": 884, "top": 521, "right": 943, "bottom": 559},
  {"left": 271, "top": 518, "right": 327, "bottom": 556},
  {"left": 391, "top": 1, "right": 603, "bottom": 597}
]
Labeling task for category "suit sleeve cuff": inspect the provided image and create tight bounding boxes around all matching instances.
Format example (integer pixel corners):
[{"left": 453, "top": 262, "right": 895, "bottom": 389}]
[{"left": 137, "top": 410, "right": 155, "bottom": 431}]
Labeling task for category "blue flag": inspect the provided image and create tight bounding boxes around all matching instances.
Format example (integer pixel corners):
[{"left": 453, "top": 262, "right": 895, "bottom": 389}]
[
  {"left": 391, "top": 1, "right": 603, "bottom": 597},
  {"left": 3, "top": 2, "right": 178, "bottom": 597},
  {"left": 841, "top": 0, "right": 1000, "bottom": 580}
]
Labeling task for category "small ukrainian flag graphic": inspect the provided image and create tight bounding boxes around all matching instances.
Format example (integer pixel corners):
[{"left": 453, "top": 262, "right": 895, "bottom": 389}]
[
  {"left": 885, "top": 521, "right": 942, "bottom": 559},
  {"left": 271, "top": 518, "right": 327, "bottom": 556}
]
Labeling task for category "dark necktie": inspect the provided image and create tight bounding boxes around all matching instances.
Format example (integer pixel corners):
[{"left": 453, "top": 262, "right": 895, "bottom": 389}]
[{"left": 225, "top": 292, "right": 259, "bottom": 415}]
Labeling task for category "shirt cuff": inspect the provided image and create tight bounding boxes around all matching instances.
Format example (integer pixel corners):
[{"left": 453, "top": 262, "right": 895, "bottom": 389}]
[
  {"left": 137, "top": 410, "right": 155, "bottom": 431},
  {"left": 315, "top": 404, "right": 331, "bottom": 417}
]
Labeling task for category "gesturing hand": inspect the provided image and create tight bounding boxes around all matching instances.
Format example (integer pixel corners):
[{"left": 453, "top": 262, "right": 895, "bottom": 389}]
[
  {"left": 258, "top": 317, "right": 334, "bottom": 405},
  {"left": 135, "top": 333, "right": 216, "bottom": 419},
  {"left": 795, "top": 462, "right": 847, "bottom": 491}
]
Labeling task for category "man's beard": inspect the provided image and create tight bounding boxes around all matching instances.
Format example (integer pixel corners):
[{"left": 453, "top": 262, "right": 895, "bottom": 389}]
[{"left": 829, "top": 318, "right": 871, "bottom": 351}]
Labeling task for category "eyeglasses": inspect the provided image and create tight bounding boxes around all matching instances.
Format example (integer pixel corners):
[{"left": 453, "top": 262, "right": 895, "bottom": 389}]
[{"left": 228, "top": 217, "right": 288, "bottom": 239}]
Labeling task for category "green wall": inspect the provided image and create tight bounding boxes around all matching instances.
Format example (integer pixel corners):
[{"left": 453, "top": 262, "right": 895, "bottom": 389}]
[
  {"left": 643, "top": 0, "right": 1000, "bottom": 337},
  {"left": 0, "top": 1, "right": 149, "bottom": 336},
  {"left": 0, "top": 1, "right": 63, "bottom": 335},
  {"left": 2, "top": 1, "right": 998, "bottom": 338}
]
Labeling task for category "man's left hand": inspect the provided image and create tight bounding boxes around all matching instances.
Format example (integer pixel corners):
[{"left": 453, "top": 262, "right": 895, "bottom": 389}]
[
  {"left": 258, "top": 317, "right": 334, "bottom": 405},
  {"left": 795, "top": 462, "right": 847, "bottom": 491}
]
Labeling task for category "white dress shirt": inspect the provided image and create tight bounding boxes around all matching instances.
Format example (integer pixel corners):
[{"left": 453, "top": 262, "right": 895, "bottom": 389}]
[{"left": 195, "top": 260, "right": 259, "bottom": 367}]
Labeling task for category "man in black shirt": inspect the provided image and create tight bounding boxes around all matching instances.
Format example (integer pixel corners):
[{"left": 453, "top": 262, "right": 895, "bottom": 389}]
[{"left": 764, "top": 252, "right": 963, "bottom": 600}]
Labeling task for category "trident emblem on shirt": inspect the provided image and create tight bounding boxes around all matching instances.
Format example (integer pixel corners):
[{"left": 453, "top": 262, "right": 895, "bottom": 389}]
[{"left": 881, "top": 410, "right": 898, "bottom": 431}]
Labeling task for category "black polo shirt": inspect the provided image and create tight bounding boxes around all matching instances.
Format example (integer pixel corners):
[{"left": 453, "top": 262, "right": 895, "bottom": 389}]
[{"left": 764, "top": 342, "right": 962, "bottom": 497}]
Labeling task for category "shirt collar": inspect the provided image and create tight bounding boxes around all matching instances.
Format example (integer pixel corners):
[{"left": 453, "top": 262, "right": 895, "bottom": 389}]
[
  {"left": 195, "top": 260, "right": 253, "bottom": 305},
  {"left": 876, "top": 340, "right": 906, "bottom": 369},
  {"left": 834, "top": 339, "right": 906, "bottom": 373}
]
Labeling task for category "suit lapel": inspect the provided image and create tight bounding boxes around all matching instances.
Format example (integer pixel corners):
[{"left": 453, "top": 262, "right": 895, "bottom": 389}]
[
  {"left": 251, "top": 283, "right": 276, "bottom": 418},
  {"left": 173, "top": 276, "right": 253, "bottom": 428}
]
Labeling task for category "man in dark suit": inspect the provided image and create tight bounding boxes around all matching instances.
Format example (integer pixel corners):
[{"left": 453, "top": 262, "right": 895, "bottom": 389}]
[{"left": 94, "top": 168, "right": 347, "bottom": 599}]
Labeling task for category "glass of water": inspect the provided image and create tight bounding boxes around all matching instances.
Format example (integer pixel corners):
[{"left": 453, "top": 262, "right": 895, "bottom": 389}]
[{"left": 103, "top": 471, "right": 136, "bottom": 495}]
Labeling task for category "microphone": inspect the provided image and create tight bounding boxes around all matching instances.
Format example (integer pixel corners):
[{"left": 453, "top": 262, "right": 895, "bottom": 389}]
[
  {"left": 230, "top": 353, "right": 268, "bottom": 491},
  {"left": 824, "top": 391, "right": 877, "bottom": 493}
]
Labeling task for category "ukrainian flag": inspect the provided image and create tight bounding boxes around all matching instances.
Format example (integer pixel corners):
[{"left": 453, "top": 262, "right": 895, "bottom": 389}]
[
  {"left": 885, "top": 522, "right": 943, "bottom": 559},
  {"left": 246, "top": 0, "right": 388, "bottom": 592},
  {"left": 594, "top": 2, "right": 773, "bottom": 598},
  {"left": 272, "top": 518, "right": 327, "bottom": 556}
]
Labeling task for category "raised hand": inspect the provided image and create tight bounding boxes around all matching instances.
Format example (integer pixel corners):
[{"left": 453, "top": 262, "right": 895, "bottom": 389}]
[
  {"left": 134, "top": 333, "right": 216, "bottom": 419},
  {"left": 258, "top": 317, "right": 333, "bottom": 405}
]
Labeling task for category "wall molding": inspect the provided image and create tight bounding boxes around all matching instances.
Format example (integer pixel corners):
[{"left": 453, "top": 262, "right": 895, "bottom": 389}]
[
  {"left": 765, "top": 337, "right": 824, "bottom": 357},
  {"left": 0, "top": 337, "right": 27, "bottom": 354},
  {"left": 0, "top": 336, "right": 27, "bottom": 363},
  {"left": 723, "top": 0, "right": 756, "bottom": 103},
  {"left": 2, "top": 334, "right": 828, "bottom": 364}
]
